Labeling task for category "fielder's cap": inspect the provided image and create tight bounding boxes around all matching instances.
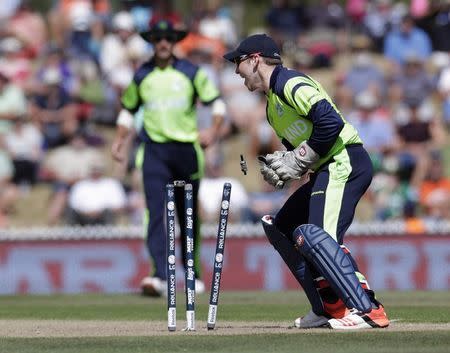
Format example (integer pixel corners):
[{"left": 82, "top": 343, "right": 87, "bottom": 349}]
[
  {"left": 223, "top": 34, "right": 281, "bottom": 63},
  {"left": 140, "top": 19, "right": 187, "bottom": 43}
]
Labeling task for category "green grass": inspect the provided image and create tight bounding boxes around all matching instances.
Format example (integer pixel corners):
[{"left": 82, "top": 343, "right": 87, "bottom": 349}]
[
  {"left": 3, "top": 332, "right": 450, "bottom": 353},
  {"left": 0, "top": 291, "right": 449, "bottom": 353}
]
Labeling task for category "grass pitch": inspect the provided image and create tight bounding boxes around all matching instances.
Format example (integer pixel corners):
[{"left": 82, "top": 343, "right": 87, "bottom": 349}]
[{"left": 0, "top": 291, "right": 449, "bottom": 353}]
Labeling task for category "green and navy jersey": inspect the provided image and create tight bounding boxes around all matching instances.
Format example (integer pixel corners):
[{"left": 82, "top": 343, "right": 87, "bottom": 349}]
[
  {"left": 267, "top": 65, "right": 362, "bottom": 170},
  {"left": 121, "top": 57, "right": 220, "bottom": 143}
]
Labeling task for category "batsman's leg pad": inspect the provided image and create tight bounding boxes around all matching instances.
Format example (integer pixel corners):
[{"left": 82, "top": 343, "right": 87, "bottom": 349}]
[
  {"left": 292, "top": 224, "right": 372, "bottom": 313},
  {"left": 261, "top": 215, "right": 324, "bottom": 315}
]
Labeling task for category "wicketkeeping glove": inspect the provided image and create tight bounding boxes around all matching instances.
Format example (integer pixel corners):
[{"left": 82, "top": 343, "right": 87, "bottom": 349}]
[
  {"left": 268, "top": 142, "right": 320, "bottom": 182},
  {"left": 258, "top": 155, "right": 285, "bottom": 189}
]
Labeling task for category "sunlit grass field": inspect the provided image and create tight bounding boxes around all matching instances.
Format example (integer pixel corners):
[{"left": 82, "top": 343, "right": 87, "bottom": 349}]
[{"left": 1, "top": 291, "right": 449, "bottom": 353}]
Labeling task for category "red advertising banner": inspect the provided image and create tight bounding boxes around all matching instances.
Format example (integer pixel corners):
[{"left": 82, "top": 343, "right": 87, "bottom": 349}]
[{"left": 0, "top": 235, "right": 449, "bottom": 294}]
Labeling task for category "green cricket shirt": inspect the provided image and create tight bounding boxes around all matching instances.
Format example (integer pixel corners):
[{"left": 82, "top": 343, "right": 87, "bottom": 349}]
[
  {"left": 267, "top": 65, "right": 362, "bottom": 170},
  {"left": 121, "top": 58, "right": 220, "bottom": 143}
]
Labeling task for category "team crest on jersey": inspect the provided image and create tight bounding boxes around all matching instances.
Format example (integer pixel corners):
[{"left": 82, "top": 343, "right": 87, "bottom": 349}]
[{"left": 276, "top": 102, "right": 283, "bottom": 116}]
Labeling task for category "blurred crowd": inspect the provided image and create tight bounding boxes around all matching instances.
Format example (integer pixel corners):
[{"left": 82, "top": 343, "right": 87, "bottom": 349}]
[{"left": 0, "top": 0, "right": 449, "bottom": 229}]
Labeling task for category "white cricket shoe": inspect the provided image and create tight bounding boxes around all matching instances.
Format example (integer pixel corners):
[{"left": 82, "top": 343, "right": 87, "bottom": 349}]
[
  {"left": 328, "top": 305, "right": 389, "bottom": 330},
  {"left": 140, "top": 276, "right": 167, "bottom": 297},
  {"left": 294, "top": 310, "right": 329, "bottom": 328}
]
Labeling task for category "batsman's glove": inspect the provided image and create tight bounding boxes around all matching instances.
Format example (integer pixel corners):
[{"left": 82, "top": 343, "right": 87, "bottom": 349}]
[
  {"left": 267, "top": 142, "right": 319, "bottom": 182},
  {"left": 258, "top": 154, "right": 285, "bottom": 189}
]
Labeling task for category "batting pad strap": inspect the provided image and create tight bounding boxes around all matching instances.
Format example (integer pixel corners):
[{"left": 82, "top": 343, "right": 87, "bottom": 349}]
[
  {"left": 116, "top": 109, "right": 134, "bottom": 129},
  {"left": 211, "top": 98, "right": 226, "bottom": 116},
  {"left": 293, "top": 224, "right": 372, "bottom": 313}
]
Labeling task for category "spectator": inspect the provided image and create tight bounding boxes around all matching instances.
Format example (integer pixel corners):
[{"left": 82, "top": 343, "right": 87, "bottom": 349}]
[
  {"left": 384, "top": 14, "right": 432, "bottom": 69},
  {"left": 422, "top": 188, "right": 450, "bottom": 221},
  {"left": 300, "top": 0, "right": 346, "bottom": 67},
  {"left": 198, "top": 148, "right": 249, "bottom": 222},
  {"left": 87, "top": 15, "right": 107, "bottom": 61},
  {"left": 175, "top": 15, "right": 226, "bottom": 68},
  {"left": 410, "top": 0, "right": 430, "bottom": 19},
  {"left": 346, "top": 0, "right": 368, "bottom": 29},
  {"left": 347, "top": 91, "right": 397, "bottom": 157},
  {"left": 197, "top": 0, "right": 237, "bottom": 47},
  {"left": 363, "top": 0, "right": 393, "bottom": 52},
  {"left": 99, "top": 11, "right": 149, "bottom": 83},
  {"left": 3, "top": 112, "right": 43, "bottom": 187},
  {"left": 392, "top": 53, "right": 434, "bottom": 109},
  {"left": 121, "top": 0, "right": 152, "bottom": 32},
  {"left": 416, "top": 1, "right": 450, "bottom": 52},
  {"left": 265, "top": 0, "right": 306, "bottom": 44},
  {"left": 5, "top": 0, "right": 48, "bottom": 57},
  {"left": 32, "top": 45, "right": 78, "bottom": 96},
  {"left": 67, "top": 160, "right": 126, "bottom": 225},
  {"left": 436, "top": 55, "right": 450, "bottom": 128},
  {"left": 149, "top": 0, "right": 182, "bottom": 26},
  {"left": 29, "top": 67, "right": 78, "bottom": 149},
  {"left": 42, "top": 131, "right": 104, "bottom": 225},
  {"left": 0, "top": 143, "right": 19, "bottom": 227},
  {"left": 0, "top": 36, "right": 32, "bottom": 88},
  {"left": 394, "top": 101, "right": 443, "bottom": 150},
  {"left": 419, "top": 150, "right": 450, "bottom": 220},
  {"left": 65, "top": 1, "right": 96, "bottom": 58},
  {"left": 368, "top": 158, "right": 417, "bottom": 220},
  {"left": 308, "top": 0, "right": 346, "bottom": 30},
  {"left": 0, "top": 70, "right": 27, "bottom": 134},
  {"left": 342, "top": 35, "right": 386, "bottom": 98},
  {"left": 47, "top": 0, "right": 110, "bottom": 49}
]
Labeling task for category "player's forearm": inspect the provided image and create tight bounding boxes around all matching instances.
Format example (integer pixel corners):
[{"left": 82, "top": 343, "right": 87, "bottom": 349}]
[
  {"left": 115, "top": 124, "right": 131, "bottom": 140},
  {"left": 113, "top": 110, "right": 133, "bottom": 147},
  {"left": 210, "top": 114, "right": 223, "bottom": 137},
  {"left": 210, "top": 98, "right": 226, "bottom": 137}
]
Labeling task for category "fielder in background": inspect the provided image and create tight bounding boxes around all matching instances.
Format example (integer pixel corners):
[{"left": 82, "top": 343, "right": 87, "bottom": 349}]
[
  {"left": 112, "top": 19, "right": 226, "bottom": 297},
  {"left": 224, "top": 34, "right": 389, "bottom": 330}
]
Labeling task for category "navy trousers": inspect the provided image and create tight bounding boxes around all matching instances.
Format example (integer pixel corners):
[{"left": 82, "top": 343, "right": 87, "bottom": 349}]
[
  {"left": 141, "top": 141, "right": 203, "bottom": 280},
  {"left": 274, "top": 144, "right": 373, "bottom": 244},
  {"left": 274, "top": 144, "right": 374, "bottom": 315}
]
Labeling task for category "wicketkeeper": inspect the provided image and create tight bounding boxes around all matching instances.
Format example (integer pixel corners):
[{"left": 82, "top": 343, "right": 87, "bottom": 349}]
[{"left": 224, "top": 34, "right": 389, "bottom": 329}]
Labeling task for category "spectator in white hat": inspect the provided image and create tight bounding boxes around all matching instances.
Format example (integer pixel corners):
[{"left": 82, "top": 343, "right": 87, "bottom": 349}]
[{"left": 99, "top": 11, "right": 149, "bottom": 80}]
